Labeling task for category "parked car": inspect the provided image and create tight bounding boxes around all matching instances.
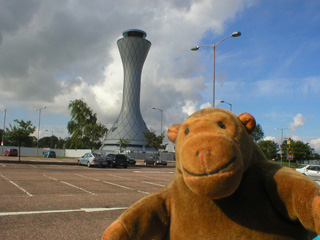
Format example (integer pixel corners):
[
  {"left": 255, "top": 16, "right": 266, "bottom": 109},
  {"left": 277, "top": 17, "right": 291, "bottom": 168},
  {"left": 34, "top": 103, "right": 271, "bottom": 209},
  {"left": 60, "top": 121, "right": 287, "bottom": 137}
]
[
  {"left": 5, "top": 148, "right": 18, "bottom": 156},
  {"left": 106, "top": 154, "right": 128, "bottom": 168},
  {"left": 296, "top": 165, "right": 320, "bottom": 179},
  {"left": 144, "top": 156, "right": 167, "bottom": 166},
  {"left": 43, "top": 151, "right": 56, "bottom": 158},
  {"left": 78, "top": 152, "right": 107, "bottom": 168},
  {"left": 126, "top": 156, "right": 136, "bottom": 165}
]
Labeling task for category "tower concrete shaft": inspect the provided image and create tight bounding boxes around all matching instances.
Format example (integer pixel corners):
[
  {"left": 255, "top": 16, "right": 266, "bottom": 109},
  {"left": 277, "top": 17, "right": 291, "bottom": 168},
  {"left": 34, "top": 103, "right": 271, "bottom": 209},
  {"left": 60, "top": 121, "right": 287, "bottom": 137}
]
[{"left": 102, "top": 29, "right": 151, "bottom": 150}]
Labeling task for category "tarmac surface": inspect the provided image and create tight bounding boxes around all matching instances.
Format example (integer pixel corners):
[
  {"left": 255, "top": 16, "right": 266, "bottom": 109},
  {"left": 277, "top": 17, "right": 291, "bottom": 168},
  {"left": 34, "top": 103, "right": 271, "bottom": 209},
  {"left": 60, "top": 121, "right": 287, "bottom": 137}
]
[{"left": 0, "top": 156, "right": 176, "bottom": 240}]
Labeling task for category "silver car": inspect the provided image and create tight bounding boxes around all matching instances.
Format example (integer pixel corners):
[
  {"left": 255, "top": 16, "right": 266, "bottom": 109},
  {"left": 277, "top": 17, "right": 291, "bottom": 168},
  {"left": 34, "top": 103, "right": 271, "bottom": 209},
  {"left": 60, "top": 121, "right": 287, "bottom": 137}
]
[
  {"left": 296, "top": 165, "right": 320, "bottom": 180},
  {"left": 78, "top": 152, "right": 107, "bottom": 168}
]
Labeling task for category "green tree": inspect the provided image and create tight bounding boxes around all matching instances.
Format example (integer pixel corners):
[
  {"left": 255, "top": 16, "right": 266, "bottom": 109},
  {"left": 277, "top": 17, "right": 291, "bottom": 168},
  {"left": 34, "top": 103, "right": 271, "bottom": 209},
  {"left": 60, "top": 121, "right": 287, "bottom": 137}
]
[
  {"left": 118, "top": 138, "right": 131, "bottom": 152},
  {"left": 144, "top": 128, "right": 167, "bottom": 152},
  {"left": 61, "top": 137, "right": 72, "bottom": 149},
  {"left": 5, "top": 120, "right": 36, "bottom": 147},
  {"left": 313, "top": 153, "right": 320, "bottom": 160},
  {"left": 251, "top": 123, "right": 264, "bottom": 142},
  {"left": 56, "top": 137, "right": 68, "bottom": 149},
  {"left": 67, "top": 99, "right": 108, "bottom": 150},
  {"left": 40, "top": 136, "right": 69, "bottom": 149},
  {"left": 257, "top": 140, "right": 279, "bottom": 160},
  {"left": 281, "top": 139, "right": 314, "bottom": 161},
  {"left": 39, "top": 136, "right": 59, "bottom": 148}
]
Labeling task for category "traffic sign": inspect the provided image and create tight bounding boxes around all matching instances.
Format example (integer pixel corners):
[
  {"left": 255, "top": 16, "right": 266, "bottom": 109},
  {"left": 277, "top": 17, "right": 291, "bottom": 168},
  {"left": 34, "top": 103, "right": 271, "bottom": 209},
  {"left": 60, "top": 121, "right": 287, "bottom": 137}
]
[
  {"left": 288, "top": 148, "right": 294, "bottom": 155},
  {"left": 287, "top": 148, "right": 294, "bottom": 160}
]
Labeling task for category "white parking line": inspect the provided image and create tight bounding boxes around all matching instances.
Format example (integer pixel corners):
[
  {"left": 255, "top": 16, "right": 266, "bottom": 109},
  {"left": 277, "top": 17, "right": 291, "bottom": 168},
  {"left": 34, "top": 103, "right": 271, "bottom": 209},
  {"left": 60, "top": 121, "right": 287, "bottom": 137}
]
[
  {"left": 0, "top": 207, "right": 128, "bottom": 217},
  {"left": 103, "top": 181, "right": 136, "bottom": 191},
  {"left": 106, "top": 173, "right": 131, "bottom": 180},
  {"left": 138, "top": 174, "right": 171, "bottom": 182},
  {"left": 107, "top": 172, "right": 168, "bottom": 184},
  {"left": 141, "top": 181, "right": 165, "bottom": 187},
  {"left": 137, "top": 190, "right": 150, "bottom": 194},
  {"left": 133, "top": 171, "right": 175, "bottom": 174},
  {"left": 0, "top": 173, "right": 33, "bottom": 197},
  {"left": 43, "top": 175, "right": 96, "bottom": 195},
  {"left": 75, "top": 174, "right": 150, "bottom": 195},
  {"left": 75, "top": 174, "right": 100, "bottom": 182},
  {"left": 106, "top": 173, "right": 165, "bottom": 190},
  {"left": 76, "top": 174, "right": 137, "bottom": 191},
  {"left": 81, "top": 207, "right": 127, "bottom": 212}
]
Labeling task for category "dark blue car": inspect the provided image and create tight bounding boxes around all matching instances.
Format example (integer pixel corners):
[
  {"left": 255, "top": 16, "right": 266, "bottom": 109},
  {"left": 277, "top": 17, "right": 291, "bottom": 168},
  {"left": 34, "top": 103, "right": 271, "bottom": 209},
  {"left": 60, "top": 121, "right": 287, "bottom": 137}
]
[{"left": 43, "top": 151, "right": 56, "bottom": 158}]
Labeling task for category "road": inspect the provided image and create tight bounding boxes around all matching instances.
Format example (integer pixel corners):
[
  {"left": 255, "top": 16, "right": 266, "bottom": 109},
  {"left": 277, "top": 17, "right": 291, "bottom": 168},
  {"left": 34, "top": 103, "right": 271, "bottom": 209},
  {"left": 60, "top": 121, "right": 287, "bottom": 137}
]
[{"left": 0, "top": 156, "right": 175, "bottom": 240}]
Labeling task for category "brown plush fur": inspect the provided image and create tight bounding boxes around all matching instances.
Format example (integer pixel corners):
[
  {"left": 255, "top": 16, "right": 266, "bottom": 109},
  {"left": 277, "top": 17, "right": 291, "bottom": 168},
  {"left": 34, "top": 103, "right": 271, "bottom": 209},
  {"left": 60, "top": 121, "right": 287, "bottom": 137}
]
[{"left": 103, "top": 108, "right": 320, "bottom": 239}]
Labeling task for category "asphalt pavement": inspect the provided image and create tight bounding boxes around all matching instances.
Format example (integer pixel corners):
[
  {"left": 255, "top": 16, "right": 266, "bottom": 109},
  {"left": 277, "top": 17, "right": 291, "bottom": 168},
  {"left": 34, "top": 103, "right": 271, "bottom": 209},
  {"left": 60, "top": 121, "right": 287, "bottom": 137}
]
[{"left": 0, "top": 156, "right": 175, "bottom": 240}]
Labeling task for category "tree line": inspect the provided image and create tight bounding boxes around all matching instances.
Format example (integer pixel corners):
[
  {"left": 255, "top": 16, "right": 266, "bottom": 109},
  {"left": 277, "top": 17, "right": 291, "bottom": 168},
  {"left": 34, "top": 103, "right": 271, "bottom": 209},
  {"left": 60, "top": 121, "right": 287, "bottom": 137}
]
[
  {"left": 2, "top": 99, "right": 317, "bottom": 160},
  {"left": 251, "top": 124, "right": 320, "bottom": 162},
  {"left": 0, "top": 99, "right": 166, "bottom": 151},
  {"left": 0, "top": 119, "right": 74, "bottom": 149}
]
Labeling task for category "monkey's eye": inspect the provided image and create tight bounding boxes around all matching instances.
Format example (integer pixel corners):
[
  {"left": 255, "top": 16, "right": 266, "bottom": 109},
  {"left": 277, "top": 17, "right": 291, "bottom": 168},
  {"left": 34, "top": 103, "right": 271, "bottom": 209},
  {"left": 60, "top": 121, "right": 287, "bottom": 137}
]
[
  {"left": 218, "top": 121, "right": 226, "bottom": 129},
  {"left": 185, "top": 128, "right": 190, "bottom": 135}
]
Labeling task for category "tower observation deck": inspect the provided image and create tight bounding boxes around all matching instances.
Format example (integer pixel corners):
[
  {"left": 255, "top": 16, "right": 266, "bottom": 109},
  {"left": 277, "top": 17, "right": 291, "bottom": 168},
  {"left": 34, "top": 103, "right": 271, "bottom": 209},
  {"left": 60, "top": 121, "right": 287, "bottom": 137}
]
[{"left": 101, "top": 29, "right": 151, "bottom": 152}]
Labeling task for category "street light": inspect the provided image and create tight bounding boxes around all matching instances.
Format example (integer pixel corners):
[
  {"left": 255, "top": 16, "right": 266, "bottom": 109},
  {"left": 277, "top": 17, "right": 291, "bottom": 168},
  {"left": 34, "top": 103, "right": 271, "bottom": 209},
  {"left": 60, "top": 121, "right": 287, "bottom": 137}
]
[
  {"left": 46, "top": 129, "right": 54, "bottom": 149},
  {"left": 1, "top": 109, "right": 6, "bottom": 154},
  {"left": 275, "top": 127, "right": 289, "bottom": 166},
  {"left": 152, "top": 107, "right": 163, "bottom": 135},
  {"left": 35, "top": 106, "right": 46, "bottom": 156},
  {"left": 219, "top": 100, "right": 232, "bottom": 112},
  {"left": 191, "top": 31, "right": 241, "bottom": 107}
]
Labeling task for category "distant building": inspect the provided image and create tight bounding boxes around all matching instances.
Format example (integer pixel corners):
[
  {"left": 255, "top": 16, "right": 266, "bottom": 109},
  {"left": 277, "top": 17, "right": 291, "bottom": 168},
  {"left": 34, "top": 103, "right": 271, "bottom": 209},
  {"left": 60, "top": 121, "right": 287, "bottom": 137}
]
[{"left": 101, "top": 29, "right": 151, "bottom": 152}]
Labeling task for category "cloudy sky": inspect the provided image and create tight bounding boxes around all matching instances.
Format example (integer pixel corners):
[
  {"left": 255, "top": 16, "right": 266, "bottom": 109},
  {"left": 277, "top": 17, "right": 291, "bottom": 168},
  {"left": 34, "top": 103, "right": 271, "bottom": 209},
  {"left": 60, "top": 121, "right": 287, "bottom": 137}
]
[{"left": 0, "top": 0, "right": 320, "bottom": 152}]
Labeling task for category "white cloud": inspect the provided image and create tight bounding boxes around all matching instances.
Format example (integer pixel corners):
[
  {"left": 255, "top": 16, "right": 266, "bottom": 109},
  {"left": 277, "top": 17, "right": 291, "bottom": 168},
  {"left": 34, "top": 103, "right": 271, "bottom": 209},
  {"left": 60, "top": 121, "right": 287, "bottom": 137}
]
[
  {"left": 200, "top": 102, "right": 212, "bottom": 109},
  {"left": 264, "top": 136, "right": 277, "bottom": 142},
  {"left": 253, "top": 78, "right": 294, "bottom": 96},
  {"left": 310, "top": 138, "right": 320, "bottom": 154},
  {"left": 303, "top": 76, "right": 320, "bottom": 94},
  {"left": 289, "top": 113, "right": 306, "bottom": 131},
  {"left": 182, "top": 100, "right": 198, "bottom": 116},
  {"left": 290, "top": 135, "right": 305, "bottom": 142},
  {"left": 0, "top": 0, "right": 258, "bottom": 136}
]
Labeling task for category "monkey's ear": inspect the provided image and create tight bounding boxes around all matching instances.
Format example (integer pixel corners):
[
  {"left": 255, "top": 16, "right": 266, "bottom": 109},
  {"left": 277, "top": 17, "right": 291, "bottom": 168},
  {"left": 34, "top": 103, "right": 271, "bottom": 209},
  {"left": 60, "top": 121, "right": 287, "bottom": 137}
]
[
  {"left": 237, "top": 113, "right": 256, "bottom": 134},
  {"left": 167, "top": 124, "right": 181, "bottom": 143}
]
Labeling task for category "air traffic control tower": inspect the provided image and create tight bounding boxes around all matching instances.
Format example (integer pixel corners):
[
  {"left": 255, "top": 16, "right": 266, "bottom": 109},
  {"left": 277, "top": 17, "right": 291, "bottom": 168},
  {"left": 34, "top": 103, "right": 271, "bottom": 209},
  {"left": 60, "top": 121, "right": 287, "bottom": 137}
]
[{"left": 101, "top": 29, "right": 151, "bottom": 152}]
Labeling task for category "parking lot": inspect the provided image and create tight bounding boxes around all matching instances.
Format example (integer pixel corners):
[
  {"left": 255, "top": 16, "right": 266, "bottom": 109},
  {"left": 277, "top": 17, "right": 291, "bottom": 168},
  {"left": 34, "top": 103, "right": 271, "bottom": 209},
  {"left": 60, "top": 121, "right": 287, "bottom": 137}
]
[{"left": 0, "top": 157, "right": 175, "bottom": 240}]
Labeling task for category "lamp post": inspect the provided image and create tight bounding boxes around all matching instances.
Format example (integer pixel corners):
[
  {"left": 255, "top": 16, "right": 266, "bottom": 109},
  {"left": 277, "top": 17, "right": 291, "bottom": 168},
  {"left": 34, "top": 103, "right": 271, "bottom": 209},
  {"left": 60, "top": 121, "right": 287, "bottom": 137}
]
[
  {"left": 191, "top": 31, "right": 241, "bottom": 107},
  {"left": 275, "top": 127, "right": 289, "bottom": 166},
  {"left": 35, "top": 106, "right": 46, "bottom": 156},
  {"left": 2, "top": 109, "right": 6, "bottom": 154},
  {"left": 152, "top": 107, "right": 163, "bottom": 136},
  {"left": 219, "top": 100, "right": 232, "bottom": 112},
  {"left": 46, "top": 129, "right": 53, "bottom": 149}
]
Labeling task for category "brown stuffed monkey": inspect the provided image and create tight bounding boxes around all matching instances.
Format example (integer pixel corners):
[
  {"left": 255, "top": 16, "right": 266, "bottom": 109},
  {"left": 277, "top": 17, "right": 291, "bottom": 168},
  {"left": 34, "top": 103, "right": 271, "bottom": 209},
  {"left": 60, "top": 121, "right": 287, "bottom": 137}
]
[{"left": 103, "top": 108, "right": 320, "bottom": 239}]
